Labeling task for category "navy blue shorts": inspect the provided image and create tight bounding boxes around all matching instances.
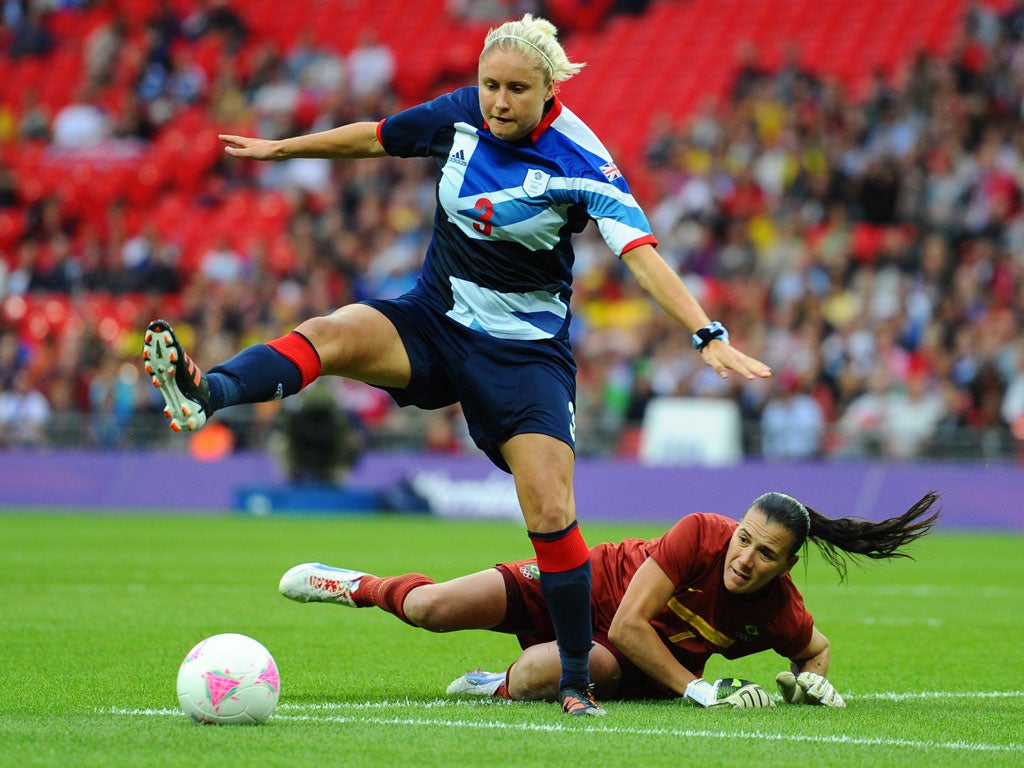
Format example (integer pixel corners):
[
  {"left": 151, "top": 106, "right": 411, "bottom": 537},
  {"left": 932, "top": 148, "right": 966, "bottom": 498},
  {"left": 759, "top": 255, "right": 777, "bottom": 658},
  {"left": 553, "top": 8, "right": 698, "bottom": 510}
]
[{"left": 361, "top": 292, "right": 577, "bottom": 472}]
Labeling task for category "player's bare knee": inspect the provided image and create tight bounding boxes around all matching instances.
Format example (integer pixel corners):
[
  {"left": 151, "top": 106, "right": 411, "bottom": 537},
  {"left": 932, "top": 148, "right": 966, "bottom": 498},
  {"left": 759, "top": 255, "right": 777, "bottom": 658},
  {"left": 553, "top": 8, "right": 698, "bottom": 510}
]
[
  {"left": 401, "top": 589, "right": 447, "bottom": 632},
  {"left": 294, "top": 315, "right": 342, "bottom": 354},
  {"left": 507, "top": 659, "right": 558, "bottom": 702},
  {"left": 519, "top": 492, "right": 573, "bottom": 533}
]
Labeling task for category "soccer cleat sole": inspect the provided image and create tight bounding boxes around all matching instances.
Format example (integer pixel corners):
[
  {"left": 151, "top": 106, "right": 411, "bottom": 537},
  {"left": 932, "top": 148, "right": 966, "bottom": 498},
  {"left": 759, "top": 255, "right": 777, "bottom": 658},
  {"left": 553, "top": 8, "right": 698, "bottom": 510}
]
[{"left": 143, "top": 322, "right": 208, "bottom": 432}]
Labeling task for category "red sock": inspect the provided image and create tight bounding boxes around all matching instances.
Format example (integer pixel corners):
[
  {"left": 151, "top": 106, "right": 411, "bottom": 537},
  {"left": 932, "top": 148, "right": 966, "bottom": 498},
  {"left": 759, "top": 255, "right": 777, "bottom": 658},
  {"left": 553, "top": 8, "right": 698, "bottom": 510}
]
[
  {"left": 529, "top": 521, "right": 589, "bottom": 572},
  {"left": 494, "top": 664, "right": 513, "bottom": 700},
  {"left": 356, "top": 574, "right": 434, "bottom": 626},
  {"left": 266, "top": 331, "right": 322, "bottom": 389}
]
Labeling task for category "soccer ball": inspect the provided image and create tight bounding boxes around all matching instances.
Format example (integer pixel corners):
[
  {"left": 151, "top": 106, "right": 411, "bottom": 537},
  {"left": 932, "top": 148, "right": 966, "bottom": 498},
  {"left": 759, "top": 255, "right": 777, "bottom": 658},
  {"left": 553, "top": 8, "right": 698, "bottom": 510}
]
[{"left": 176, "top": 633, "right": 280, "bottom": 725}]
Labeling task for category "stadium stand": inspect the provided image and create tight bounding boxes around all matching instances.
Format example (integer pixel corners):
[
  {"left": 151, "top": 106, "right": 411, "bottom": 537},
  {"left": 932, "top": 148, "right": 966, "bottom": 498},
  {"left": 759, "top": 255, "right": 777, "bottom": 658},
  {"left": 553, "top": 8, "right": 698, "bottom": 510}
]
[{"left": 1, "top": 0, "right": 1021, "bottom": 464}]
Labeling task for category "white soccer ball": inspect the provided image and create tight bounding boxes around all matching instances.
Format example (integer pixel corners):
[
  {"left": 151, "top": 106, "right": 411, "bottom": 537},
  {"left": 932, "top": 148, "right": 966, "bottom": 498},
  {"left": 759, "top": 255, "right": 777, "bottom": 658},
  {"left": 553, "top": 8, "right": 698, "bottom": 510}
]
[{"left": 176, "top": 633, "right": 280, "bottom": 725}]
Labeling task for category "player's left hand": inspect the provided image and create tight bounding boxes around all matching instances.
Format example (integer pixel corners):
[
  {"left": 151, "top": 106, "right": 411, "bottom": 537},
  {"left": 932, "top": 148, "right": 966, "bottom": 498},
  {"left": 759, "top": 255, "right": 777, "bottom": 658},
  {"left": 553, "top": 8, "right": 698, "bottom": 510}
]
[
  {"left": 219, "top": 134, "right": 282, "bottom": 161},
  {"left": 776, "top": 671, "right": 846, "bottom": 707},
  {"left": 700, "top": 341, "right": 772, "bottom": 381}
]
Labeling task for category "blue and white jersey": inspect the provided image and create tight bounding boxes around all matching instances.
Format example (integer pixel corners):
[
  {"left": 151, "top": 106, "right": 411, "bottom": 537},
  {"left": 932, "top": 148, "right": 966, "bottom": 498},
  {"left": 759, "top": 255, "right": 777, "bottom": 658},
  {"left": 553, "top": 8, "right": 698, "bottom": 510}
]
[{"left": 377, "top": 86, "right": 656, "bottom": 342}]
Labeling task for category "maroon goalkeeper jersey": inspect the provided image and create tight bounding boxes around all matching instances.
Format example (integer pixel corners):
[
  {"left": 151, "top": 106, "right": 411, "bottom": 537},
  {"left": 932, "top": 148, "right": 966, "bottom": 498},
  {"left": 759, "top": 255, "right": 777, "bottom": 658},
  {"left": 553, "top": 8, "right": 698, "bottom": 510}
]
[{"left": 588, "top": 512, "right": 814, "bottom": 676}]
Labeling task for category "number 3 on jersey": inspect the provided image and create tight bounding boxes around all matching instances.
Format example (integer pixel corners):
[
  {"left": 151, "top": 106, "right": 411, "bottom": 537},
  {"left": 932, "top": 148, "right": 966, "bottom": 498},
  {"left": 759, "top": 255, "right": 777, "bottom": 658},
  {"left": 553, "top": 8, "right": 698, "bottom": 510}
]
[{"left": 473, "top": 198, "right": 494, "bottom": 236}]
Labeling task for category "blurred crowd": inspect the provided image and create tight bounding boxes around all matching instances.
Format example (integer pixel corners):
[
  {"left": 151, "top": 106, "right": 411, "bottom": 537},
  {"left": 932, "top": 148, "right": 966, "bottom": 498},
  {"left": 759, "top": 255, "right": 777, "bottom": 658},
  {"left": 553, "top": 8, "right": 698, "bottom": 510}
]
[
  {"left": 1, "top": 0, "right": 1023, "bottom": 464},
  {"left": 618, "top": 0, "right": 1024, "bottom": 463}
]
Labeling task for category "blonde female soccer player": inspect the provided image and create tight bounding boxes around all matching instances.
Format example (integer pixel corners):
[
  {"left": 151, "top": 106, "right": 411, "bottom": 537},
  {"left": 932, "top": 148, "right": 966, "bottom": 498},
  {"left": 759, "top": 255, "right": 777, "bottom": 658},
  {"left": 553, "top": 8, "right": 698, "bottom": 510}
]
[{"left": 143, "top": 14, "right": 771, "bottom": 716}]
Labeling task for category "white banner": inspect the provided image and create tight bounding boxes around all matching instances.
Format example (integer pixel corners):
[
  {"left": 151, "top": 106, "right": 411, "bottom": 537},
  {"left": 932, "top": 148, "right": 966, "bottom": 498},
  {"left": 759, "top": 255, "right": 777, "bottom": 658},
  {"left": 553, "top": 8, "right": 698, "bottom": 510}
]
[{"left": 638, "top": 397, "right": 742, "bottom": 467}]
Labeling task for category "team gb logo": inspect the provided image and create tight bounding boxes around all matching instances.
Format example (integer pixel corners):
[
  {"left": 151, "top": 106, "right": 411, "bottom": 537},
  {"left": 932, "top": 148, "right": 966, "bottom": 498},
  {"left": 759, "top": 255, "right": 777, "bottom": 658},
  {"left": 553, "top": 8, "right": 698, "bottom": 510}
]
[{"left": 523, "top": 168, "right": 550, "bottom": 197}]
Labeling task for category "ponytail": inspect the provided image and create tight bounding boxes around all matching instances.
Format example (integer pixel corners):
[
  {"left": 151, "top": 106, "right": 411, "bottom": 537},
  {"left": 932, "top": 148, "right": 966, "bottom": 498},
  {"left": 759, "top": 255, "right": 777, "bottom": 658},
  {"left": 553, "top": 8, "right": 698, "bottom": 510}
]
[
  {"left": 751, "top": 491, "right": 941, "bottom": 583},
  {"left": 804, "top": 492, "right": 940, "bottom": 582}
]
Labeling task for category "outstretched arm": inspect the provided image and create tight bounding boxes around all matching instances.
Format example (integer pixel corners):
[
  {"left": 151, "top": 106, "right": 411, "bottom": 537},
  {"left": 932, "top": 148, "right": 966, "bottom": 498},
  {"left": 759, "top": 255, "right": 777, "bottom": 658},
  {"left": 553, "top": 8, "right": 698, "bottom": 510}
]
[
  {"left": 219, "top": 122, "right": 387, "bottom": 161},
  {"left": 621, "top": 244, "right": 772, "bottom": 381}
]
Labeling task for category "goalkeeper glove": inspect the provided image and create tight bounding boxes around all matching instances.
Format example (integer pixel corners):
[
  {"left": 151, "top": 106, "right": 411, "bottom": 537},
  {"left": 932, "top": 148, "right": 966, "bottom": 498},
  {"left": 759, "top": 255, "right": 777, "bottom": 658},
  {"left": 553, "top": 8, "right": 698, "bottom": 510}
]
[
  {"left": 775, "top": 671, "right": 846, "bottom": 707},
  {"left": 685, "top": 678, "right": 774, "bottom": 708}
]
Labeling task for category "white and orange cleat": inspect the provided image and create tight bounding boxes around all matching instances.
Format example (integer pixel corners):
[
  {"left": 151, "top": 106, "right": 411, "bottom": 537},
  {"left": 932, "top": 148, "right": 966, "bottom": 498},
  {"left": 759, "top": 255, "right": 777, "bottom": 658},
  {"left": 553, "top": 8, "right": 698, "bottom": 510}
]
[{"left": 143, "top": 319, "right": 211, "bottom": 432}]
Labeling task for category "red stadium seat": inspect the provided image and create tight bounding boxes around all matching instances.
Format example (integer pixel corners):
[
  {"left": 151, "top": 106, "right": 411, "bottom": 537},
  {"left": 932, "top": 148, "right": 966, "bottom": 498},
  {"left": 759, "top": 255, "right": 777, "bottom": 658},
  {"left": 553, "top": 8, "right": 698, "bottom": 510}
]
[
  {"left": 152, "top": 191, "right": 193, "bottom": 242},
  {"left": 0, "top": 209, "right": 25, "bottom": 251},
  {"left": 37, "top": 48, "right": 81, "bottom": 113}
]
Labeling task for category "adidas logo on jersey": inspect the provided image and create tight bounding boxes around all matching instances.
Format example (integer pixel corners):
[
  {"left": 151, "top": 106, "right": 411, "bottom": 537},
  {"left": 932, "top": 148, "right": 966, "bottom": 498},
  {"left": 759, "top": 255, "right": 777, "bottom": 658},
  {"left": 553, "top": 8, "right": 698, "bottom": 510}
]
[{"left": 449, "top": 149, "right": 467, "bottom": 166}]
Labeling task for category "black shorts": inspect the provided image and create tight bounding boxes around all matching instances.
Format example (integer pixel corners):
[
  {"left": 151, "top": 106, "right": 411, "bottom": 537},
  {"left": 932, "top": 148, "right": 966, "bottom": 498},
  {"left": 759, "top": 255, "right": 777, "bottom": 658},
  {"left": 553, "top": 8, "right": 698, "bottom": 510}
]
[{"left": 362, "top": 290, "right": 577, "bottom": 471}]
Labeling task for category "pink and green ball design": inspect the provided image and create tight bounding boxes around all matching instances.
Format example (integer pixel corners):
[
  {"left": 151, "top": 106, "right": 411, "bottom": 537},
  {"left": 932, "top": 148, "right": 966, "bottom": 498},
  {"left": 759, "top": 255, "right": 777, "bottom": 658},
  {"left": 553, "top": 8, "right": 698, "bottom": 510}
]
[
  {"left": 177, "top": 633, "right": 280, "bottom": 725},
  {"left": 201, "top": 658, "right": 277, "bottom": 711},
  {"left": 258, "top": 658, "right": 280, "bottom": 693},
  {"left": 203, "top": 670, "right": 244, "bottom": 711}
]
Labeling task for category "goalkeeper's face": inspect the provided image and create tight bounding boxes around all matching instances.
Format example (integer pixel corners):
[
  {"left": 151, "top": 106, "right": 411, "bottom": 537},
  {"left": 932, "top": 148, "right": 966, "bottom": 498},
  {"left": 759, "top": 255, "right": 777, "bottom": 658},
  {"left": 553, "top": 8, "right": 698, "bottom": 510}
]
[{"left": 723, "top": 510, "right": 799, "bottom": 595}]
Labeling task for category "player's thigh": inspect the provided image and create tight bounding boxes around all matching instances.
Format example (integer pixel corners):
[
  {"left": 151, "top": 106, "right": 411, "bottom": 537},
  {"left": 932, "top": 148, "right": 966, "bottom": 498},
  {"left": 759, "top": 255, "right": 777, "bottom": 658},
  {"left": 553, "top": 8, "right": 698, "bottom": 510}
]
[
  {"left": 296, "top": 303, "right": 411, "bottom": 387},
  {"left": 404, "top": 568, "right": 508, "bottom": 630}
]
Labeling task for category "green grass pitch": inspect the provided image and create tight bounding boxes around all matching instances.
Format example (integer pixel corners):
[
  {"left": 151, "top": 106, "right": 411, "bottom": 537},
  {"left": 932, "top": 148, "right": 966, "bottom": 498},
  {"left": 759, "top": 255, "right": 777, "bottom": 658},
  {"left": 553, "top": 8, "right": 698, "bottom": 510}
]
[{"left": 1, "top": 510, "right": 1021, "bottom": 767}]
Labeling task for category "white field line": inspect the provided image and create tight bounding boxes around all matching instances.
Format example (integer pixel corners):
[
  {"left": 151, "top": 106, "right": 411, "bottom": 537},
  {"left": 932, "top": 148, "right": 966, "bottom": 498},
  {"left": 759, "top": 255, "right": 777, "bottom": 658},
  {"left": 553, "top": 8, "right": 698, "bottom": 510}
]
[
  {"left": 851, "top": 690, "right": 1024, "bottom": 702},
  {"left": 273, "top": 713, "right": 1024, "bottom": 754},
  {"left": 98, "top": 691, "right": 1024, "bottom": 755}
]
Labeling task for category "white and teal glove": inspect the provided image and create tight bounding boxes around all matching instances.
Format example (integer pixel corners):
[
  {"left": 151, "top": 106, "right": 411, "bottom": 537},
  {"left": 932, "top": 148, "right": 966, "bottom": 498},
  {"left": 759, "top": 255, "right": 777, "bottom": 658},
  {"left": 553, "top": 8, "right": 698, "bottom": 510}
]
[
  {"left": 775, "top": 671, "right": 846, "bottom": 707},
  {"left": 685, "top": 678, "right": 774, "bottom": 708}
]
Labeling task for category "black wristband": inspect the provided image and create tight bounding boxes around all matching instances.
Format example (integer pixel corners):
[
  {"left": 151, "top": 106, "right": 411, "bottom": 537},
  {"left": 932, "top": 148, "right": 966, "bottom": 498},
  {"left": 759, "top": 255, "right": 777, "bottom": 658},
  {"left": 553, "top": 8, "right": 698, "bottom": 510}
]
[{"left": 691, "top": 321, "right": 729, "bottom": 351}]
